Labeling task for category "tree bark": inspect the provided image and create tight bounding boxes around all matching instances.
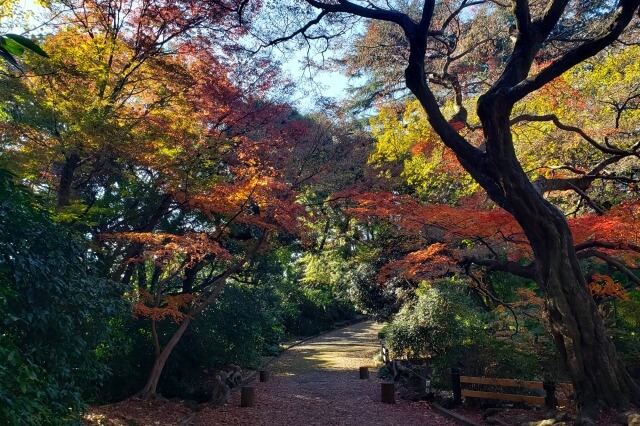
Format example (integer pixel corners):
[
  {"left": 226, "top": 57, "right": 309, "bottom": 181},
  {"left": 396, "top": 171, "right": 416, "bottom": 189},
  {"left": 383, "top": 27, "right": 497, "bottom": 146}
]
[
  {"left": 502, "top": 166, "right": 640, "bottom": 410},
  {"left": 57, "top": 153, "right": 80, "bottom": 207},
  {"left": 138, "top": 234, "right": 266, "bottom": 396},
  {"left": 542, "top": 240, "right": 640, "bottom": 412},
  {"left": 473, "top": 86, "right": 640, "bottom": 412}
]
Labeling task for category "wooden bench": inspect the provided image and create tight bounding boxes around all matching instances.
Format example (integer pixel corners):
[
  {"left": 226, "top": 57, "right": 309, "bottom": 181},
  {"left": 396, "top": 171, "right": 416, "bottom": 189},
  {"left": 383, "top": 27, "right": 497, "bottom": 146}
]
[{"left": 452, "top": 372, "right": 574, "bottom": 409}]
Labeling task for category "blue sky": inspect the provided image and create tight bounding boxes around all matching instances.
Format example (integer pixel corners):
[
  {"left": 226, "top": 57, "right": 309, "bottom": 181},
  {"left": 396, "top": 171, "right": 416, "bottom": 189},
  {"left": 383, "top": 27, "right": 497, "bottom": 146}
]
[
  {"left": 4, "top": 0, "right": 353, "bottom": 112},
  {"left": 281, "top": 48, "right": 352, "bottom": 112}
]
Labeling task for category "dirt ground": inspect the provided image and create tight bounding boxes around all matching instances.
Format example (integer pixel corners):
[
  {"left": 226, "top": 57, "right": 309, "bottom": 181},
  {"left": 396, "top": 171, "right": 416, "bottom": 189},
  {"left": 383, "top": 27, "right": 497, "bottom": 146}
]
[{"left": 85, "top": 321, "right": 456, "bottom": 425}]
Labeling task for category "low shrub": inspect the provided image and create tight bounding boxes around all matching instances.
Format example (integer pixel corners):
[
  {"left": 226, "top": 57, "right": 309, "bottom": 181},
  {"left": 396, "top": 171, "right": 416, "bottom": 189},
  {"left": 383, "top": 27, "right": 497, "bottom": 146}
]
[{"left": 383, "top": 278, "right": 544, "bottom": 389}]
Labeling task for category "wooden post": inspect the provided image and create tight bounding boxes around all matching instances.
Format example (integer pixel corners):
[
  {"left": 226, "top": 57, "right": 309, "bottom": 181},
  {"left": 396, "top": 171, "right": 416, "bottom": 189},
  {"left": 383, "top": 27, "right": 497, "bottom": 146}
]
[
  {"left": 259, "top": 370, "right": 269, "bottom": 382},
  {"left": 359, "top": 366, "right": 369, "bottom": 379},
  {"left": 451, "top": 368, "right": 462, "bottom": 406},
  {"left": 381, "top": 382, "right": 395, "bottom": 404},
  {"left": 543, "top": 381, "right": 556, "bottom": 410},
  {"left": 240, "top": 386, "right": 255, "bottom": 407}
]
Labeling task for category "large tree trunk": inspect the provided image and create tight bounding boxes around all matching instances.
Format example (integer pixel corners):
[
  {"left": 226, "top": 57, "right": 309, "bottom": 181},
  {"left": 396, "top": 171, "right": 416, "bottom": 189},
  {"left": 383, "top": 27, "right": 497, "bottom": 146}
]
[
  {"left": 512, "top": 186, "right": 640, "bottom": 411},
  {"left": 478, "top": 101, "right": 640, "bottom": 411},
  {"left": 403, "top": 60, "right": 640, "bottom": 409},
  {"left": 543, "top": 242, "right": 640, "bottom": 412},
  {"left": 406, "top": 55, "right": 640, "bottom": 406}
]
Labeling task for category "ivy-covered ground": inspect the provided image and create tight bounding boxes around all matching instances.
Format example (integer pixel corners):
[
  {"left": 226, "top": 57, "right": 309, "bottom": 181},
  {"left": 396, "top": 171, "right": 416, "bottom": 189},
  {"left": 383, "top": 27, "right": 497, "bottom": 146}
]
[{"left": 85, "top": 321, "right": 456, "bottom": 425}]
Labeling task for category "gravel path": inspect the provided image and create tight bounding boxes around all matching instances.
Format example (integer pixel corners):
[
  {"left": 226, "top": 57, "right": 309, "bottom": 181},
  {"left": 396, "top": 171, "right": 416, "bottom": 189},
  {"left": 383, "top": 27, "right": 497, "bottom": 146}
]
[
  {"left": 191, "top": 320, "right": 456, "bottom": 425},
  {"left": 86, "top": 321, "right": 456, "bottom": 425}
]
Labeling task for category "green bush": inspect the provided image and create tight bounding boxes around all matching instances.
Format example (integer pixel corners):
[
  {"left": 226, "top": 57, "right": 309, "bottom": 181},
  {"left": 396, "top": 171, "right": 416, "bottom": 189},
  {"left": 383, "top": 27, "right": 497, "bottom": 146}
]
[
  {"left": 0, "top": 170, "right": 122, "bottom": 424},
  {"left": 92, "top": 316, "right": 154, "bottom": 402},
  {"left": 348, "top": 262, "right": 403, "bottom": 321},
  {"left": 280, "top": 282, "right": 357, "bottom": 336},
  {"left": 383, "top": 278, "right": 542, "bottom": 389},
  {"left": 161, "top": 282, "right": 288, "bottom": 398},
  {"left": 612, "top": 292, "right": 640, "bottom": 365}
]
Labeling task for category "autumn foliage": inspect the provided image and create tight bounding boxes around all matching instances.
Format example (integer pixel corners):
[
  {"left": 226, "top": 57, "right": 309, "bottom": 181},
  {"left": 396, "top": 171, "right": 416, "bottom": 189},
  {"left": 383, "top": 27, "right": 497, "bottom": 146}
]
[
  {"left": 337, "top": 189, "right": 640, "bottom": 294},
  {"left": 3, "top": 0, "right": 640, "bottom": 419}
]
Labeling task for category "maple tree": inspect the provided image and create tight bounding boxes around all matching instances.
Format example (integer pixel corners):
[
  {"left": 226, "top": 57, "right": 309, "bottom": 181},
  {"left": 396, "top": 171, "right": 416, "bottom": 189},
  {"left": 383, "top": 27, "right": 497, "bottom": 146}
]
[
  {"left": 1, "top": 0, "right": 376, "bottom": 399},
  {"left": 0, "top": 0, "right": 316, "bottom": 398},
  {"left": 0, "top": 0, "right": 260, "bottom": 207},
  {"left": 368, "top": 99, "right": 478, "bottom": 203},
  {"left": 265, "top": 0, "right": 640, "bottom": 414}
]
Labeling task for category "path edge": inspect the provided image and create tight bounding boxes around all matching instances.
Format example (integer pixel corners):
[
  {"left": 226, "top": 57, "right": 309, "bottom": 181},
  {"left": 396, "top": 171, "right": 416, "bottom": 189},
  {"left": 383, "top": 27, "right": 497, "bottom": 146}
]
[{"left": 431, "top": 403, "right": 483, "bottom": 426}]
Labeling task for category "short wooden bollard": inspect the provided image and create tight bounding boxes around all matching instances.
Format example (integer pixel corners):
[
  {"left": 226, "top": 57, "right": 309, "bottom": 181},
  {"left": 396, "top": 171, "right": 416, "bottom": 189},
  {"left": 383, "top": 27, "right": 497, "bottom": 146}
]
[
  {"left": 381, "top": 382, "right": 395, "bottom": 404},
  {"left": 259, "top": 370, "right": 269, "bottom": 382},
  {"left": 240, "top": 386, "right": 255, "bottom": 407},
  {"left": 359, "top": 366, "right": 369, "bottom": 379}
]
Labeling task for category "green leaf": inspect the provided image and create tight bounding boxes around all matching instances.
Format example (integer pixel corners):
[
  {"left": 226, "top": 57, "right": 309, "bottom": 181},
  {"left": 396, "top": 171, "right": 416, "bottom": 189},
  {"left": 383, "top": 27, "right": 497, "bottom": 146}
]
[
  {"left": 0, "top": 37, "right": 25, "bottom": 56},
  {"left": 0, "top": 46, "right": 20, "bottom": 69},
  {"left": 5, "top": 34, "right": 48, "bottom": 57}
]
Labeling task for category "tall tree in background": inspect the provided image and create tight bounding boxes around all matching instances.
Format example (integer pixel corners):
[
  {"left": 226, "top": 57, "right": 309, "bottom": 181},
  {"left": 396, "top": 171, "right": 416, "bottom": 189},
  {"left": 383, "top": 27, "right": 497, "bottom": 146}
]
[{"left": 262, "top": 0, "right": 640, "bottom": 414}]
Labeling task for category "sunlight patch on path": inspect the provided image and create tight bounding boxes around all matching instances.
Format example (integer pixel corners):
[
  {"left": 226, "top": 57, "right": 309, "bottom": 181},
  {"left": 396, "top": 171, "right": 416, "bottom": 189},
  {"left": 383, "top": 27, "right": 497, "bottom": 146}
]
[{"left": 270, "top": 321, "right": 385, "bottom": 374}]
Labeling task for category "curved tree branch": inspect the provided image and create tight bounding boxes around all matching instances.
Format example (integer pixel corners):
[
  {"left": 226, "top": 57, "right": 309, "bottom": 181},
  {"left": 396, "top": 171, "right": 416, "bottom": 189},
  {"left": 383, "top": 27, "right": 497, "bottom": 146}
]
[
  {"left": 461, "top": 255, "right": 538, "bottom": 280},
  {"left": 577, "top": 248, "right": 640, "bottom": 291},
  {"left": 575, "top": 240, "right": 640, "bottom": 254},
  {"left": 566, "top": 182, "right": 605, "bottom": 215},
  {"left": 466, "top": 263, "right": 520, "bottom": 336},
  {"left": 510, "top": 114, "right": 633, "bottom": 156},
  {"left": 507, "top": 0, "right": 640, "bottom": 103},
  {"left": 305, "top": 0, "right": 416, "bottom": 31},
  {"left": 264, "top": 10, "right": 329, "bottom": 47}
]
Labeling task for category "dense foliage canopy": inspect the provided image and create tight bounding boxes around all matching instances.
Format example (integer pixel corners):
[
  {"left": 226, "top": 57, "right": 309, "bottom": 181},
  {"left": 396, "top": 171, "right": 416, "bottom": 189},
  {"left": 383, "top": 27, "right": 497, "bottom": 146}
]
[{"left": 1, "top": 0, "right": 640, "bottom": 422}]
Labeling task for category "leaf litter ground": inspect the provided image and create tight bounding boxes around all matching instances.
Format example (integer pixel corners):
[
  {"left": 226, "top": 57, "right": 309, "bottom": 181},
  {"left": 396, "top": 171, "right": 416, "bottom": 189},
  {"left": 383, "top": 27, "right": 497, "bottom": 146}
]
[{"left": 85, "top": 321, "right": 457, "bottom": 425}]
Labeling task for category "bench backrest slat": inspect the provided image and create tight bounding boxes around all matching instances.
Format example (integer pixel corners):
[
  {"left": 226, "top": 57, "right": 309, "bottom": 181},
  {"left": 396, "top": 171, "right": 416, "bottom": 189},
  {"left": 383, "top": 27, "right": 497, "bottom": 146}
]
[
  {"left": 461, "top": 389, "right": 545, "bottom": 405},
  {"left": 455, "top": 375, "right": 574, "bottom": 407},
  {"left": 460, "top": 376, "right": 544, "bottom": 389}
]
